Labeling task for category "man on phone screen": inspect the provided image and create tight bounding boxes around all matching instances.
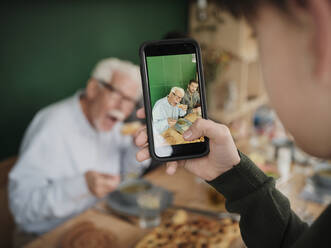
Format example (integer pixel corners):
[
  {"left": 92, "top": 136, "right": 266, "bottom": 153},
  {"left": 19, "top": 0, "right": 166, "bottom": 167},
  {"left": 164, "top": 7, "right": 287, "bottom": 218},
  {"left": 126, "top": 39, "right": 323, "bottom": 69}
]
[{"left": 152, "top": 87, "right": 187, "bottom": 134}]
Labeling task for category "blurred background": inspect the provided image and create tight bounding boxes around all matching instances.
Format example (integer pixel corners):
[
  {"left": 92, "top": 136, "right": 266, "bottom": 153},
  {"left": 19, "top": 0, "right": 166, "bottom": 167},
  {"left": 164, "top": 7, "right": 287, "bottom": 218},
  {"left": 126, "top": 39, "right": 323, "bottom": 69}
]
[{"left": 0, "top": 0, "right": 188, "bottom": 161}]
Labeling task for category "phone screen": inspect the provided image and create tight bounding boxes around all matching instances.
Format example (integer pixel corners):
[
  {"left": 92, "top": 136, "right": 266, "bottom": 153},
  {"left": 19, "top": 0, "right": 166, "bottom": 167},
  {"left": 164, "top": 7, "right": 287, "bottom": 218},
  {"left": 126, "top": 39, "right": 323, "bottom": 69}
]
[{"left": 142, "top": 41, "right": 208, "bottom": 159}]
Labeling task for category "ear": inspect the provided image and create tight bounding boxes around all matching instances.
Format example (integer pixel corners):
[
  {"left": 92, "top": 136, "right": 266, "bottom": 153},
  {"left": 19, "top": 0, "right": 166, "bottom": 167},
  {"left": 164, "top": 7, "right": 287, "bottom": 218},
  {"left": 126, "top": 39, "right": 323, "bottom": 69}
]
[
  {"left": 86, "top": 78, "right": 100, "bottom": 100},
  {"left": 306, "top": 0, "right": 331, "bottom": 82}
]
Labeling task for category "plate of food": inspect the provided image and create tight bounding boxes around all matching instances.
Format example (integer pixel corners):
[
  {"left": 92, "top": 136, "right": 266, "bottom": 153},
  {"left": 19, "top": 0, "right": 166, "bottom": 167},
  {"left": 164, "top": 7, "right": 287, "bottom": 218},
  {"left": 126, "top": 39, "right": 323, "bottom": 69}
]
[
  {"left": 135, "top": 209, "right": 242, "bottom": 248},
  {"left": 106, "top": 179, "right": 173, "bottom": 217},
  {"left": 174, "top": 118, "right": 193, "bottom": 134}
]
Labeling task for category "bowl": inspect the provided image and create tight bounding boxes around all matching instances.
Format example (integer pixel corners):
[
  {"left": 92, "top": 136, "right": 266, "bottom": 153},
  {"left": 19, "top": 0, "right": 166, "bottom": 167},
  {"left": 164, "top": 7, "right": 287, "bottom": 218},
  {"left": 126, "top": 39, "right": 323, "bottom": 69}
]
[{"left": 115, "top": 179, "right": 152, "bottom": 205}]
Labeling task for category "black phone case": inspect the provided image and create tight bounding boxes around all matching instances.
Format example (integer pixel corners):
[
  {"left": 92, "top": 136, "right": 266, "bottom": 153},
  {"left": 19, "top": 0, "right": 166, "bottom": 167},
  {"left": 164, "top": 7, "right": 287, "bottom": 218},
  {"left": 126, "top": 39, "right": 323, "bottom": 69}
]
[{"left": 139, "top": 38, "right": 209, "bottom": 162}]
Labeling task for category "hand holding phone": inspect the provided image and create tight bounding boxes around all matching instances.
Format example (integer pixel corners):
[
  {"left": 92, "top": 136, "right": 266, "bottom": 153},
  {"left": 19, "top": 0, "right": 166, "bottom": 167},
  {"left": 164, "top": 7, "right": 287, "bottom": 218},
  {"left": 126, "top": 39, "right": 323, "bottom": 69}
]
[
  {"left": 135, "top": 108, "right": 241, "bottom": 181},
  {"left": 139, "top": 39, "right": 209, "bottom": 162}
]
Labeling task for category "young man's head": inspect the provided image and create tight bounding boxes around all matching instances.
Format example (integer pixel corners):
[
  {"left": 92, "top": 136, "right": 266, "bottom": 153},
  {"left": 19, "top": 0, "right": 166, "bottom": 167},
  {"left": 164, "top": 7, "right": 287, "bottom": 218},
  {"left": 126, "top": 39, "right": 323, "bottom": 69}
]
[
  {"left": 218, "top": 0, "right": 331, "bottom": 158},
  {"left": 81, "top": 58, "right": 142, "bottom": 132},
  {"left": 168, "top": 87, "right": 185, "bottom": 106},
  {"left": 188, "top": 80, "right": 199, "bottom": 94}
]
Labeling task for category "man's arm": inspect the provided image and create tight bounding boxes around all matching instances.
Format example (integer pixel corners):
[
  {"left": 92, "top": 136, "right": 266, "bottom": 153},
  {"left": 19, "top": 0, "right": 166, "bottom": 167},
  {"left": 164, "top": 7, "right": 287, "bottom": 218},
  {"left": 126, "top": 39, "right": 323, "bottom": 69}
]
[
  {"left": 8, "top": 123, "right": 96, "bottom": 231},
  {"left": 152, "top": 102, "right": 170, "bottom": 133},
  {"left": 207, "top": 151, "right": 309, "bottom": 248}
]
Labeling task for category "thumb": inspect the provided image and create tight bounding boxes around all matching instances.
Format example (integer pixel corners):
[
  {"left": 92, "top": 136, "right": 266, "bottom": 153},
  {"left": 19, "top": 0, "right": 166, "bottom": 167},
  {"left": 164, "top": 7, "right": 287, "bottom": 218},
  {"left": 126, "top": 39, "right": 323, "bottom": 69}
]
[{"left": 183, "top": 119, "right": 228, "bottom": 142}]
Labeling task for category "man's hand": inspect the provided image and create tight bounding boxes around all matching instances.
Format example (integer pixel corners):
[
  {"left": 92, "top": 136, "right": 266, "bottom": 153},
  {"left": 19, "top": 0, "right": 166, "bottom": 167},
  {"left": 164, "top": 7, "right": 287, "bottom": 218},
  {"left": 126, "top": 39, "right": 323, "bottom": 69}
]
[
  {"left": 179, "top": 104, "right": 188, "bottom": 111},
  {"left": 193, "top": 107, "right": 201, "bottom": 114},
  {"left": 167, "top": 118, "right": 177, "bottom": 127},
  {"left": 135, "top": 108, "right": 240, "bottom": 181},
  {"left": 85, "top": 171, "right": 120, "bottom": 198}
]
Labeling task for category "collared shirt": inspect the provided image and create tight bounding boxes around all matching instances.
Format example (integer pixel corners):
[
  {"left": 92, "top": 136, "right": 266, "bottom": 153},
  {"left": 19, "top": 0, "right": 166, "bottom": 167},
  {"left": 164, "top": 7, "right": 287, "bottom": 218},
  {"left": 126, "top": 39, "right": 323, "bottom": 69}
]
[
  {"left": 152, "top": 96, "right": 186, "bottom": 134},
  {"left": 181, "top": 89, "right": 200, "bottom": 114},
  {"left": 8, "top": 91, "right": 147, "bottom": 234}
]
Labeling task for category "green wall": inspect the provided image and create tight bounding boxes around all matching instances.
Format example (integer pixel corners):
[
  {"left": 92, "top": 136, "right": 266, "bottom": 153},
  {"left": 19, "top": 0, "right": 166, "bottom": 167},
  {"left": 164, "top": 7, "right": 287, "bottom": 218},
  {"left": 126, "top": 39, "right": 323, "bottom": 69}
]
[
  {"left": 0, "top": 0, "right": 188, "bottom": 160},
  {"left": 147, "top": 54, "right": 196, "bottom": 107}
]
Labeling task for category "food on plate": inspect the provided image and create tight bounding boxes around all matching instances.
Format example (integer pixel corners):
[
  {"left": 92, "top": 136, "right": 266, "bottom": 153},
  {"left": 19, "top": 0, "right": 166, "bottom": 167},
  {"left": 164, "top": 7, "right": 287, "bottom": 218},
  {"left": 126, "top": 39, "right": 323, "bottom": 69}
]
[
  {"left": 119, "top": 182, "right": 151, "bottom": 194},
  {"left": 121, "top": 121, "right": 142, "bottom": 135},
  {"left": 171, "top": 209, "right": 188, "bottom": 225},
  {"left": 177, "top": 119, "right": 187, "bottom": 125},
  {"left": 135, "top": 210, "right": 240, "bottom": 248}
]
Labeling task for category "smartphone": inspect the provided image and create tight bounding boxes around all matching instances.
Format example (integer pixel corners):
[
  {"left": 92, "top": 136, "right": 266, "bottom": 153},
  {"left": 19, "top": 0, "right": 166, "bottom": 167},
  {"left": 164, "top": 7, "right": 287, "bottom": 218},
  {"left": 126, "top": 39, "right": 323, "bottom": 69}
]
[{"left": 139, "top": 38, "right": 209, "bottom": 162}]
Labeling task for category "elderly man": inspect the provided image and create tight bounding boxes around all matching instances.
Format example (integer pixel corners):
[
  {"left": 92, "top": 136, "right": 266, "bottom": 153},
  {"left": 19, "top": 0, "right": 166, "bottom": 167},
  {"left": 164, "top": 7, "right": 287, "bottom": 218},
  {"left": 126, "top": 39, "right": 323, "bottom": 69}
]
[
  {"left": 152, "top": 87, "right": 187, "bottom": 134},
  {"left": 8, "top": 58, "right": 147, "bottom": 244},
  {"left": 181, "top": 79, "right": 200, "bottom": 114}
]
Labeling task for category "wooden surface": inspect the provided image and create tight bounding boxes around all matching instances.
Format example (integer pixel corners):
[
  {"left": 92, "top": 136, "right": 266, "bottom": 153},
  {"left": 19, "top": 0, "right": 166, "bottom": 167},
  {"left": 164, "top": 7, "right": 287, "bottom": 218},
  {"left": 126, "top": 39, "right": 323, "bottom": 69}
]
[
  {"left": 25, "top": 209, "right": 150, "bottom": 248},
  {"left": 24, "top": 166, "right": 230, "bottom": 248},
  {"left": 161, "top": 112, "right": 204, "bottom": 146},
  {"left": 276, "top": 165, "right": 326, "bottom": 220},
  {"left": 24, "top": 163, "right": 327, "bottom": 248}
]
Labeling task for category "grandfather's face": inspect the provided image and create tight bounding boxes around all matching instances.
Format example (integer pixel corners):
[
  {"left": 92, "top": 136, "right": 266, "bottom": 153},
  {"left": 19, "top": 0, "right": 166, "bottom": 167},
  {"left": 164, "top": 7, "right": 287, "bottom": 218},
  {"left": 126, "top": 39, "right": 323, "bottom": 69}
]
[
  {"left": 253, "top": 3, "right": 331, "bottom": 157},
  {"left": 87, "top": 71, "right": 140, "bottom": 132},
  {"left": 168, "top": 89, "right": 184, "bottom": 106}
]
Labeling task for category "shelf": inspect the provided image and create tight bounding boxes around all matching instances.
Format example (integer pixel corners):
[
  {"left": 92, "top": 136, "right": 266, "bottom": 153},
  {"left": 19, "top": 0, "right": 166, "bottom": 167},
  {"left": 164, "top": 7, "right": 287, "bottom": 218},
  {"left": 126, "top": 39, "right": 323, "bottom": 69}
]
[{"left": 208, "top": 94, "right": 268, "bottom": 124}]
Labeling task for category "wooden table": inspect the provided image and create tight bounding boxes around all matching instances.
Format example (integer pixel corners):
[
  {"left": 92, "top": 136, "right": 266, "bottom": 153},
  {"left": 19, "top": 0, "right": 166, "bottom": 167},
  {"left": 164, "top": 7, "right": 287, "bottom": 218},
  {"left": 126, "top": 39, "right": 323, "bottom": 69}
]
[
  {"left": 25, "top": 163, "right": 327, "bottom": 248},
  {"left": 161, "top": 112, "right": 204, "bottom": 145},
  {"left": 24, "top": 166, "right": 228, "bottom": 248},
  {"left": 276, "top": 165, "right": 326, "bottom": 220}
]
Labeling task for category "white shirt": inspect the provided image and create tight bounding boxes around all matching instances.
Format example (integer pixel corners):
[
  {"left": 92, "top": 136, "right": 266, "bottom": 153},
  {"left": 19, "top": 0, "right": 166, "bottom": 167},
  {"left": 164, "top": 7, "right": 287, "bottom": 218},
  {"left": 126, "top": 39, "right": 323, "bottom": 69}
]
[
  {"left": 8, "top": 91, "right": 146, "bottom": 234},
  {"left": 152, "top": 96, "right": 186, "bottom": 134}
]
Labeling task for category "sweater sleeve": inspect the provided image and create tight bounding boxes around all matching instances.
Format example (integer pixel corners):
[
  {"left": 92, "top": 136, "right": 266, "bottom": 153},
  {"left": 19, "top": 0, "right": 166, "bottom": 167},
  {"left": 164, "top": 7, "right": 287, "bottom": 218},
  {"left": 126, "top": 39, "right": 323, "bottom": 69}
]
[{"left": 207, "top": 151, "right": 308, "bottom": 248}]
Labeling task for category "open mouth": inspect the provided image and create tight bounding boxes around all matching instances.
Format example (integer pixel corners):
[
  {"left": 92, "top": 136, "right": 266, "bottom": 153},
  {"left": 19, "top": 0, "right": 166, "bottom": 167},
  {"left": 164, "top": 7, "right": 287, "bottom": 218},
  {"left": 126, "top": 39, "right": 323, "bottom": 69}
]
[
  {"left": 106, "top": 110, "right": 125, "bottom": 124},
  {"left": 107, "top": 114, "right": 118, "bottom": 122}
]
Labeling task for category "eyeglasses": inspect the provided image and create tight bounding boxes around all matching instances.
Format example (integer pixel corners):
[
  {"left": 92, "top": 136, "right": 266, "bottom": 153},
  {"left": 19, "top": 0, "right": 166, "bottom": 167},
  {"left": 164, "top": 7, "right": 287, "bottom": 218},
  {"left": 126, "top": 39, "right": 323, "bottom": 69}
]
[
  {"left": 97, "top": 80, "right": 137, "bottom": 106},
  {"left": 172, "top": 92, "right": 183, "bottom": 100}
]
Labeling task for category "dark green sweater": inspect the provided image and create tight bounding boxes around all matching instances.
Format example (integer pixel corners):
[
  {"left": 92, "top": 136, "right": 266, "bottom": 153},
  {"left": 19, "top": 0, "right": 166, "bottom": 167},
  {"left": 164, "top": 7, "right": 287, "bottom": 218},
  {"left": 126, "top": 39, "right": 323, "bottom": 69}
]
[{"left": 208, "top": 152, "right": 331, "bottom": 248}]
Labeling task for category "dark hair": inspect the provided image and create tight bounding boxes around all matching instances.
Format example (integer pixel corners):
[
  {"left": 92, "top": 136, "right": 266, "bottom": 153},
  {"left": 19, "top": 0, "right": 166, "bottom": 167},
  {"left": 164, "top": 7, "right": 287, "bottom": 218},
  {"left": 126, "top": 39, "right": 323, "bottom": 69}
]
[
  {"left": 215, "top": 0, "right": 306, "bottom": 19},
  {"left": 189, "top": 79, "right": 198, "bottom": 85},
  {"left": 163, "top": 31, "right": 189, "bottom": 39}
]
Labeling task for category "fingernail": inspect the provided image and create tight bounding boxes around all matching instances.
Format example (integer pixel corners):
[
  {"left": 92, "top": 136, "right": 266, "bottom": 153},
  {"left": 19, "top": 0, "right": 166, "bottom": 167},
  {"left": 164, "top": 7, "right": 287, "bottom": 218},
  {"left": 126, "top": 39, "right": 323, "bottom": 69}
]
[
  {"left": 166, "top": 166, "right": 176, "bottom": 175},
  {"left": 183, "top": 130, "right": 192, "bottom": 140}
]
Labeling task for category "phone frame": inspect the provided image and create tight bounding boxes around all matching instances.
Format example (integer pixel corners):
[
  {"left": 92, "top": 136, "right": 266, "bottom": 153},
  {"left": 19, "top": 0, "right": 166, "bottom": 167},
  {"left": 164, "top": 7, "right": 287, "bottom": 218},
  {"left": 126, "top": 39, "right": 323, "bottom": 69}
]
[{"left": 139, "top": 38, "right": 209, "bottom": 162}]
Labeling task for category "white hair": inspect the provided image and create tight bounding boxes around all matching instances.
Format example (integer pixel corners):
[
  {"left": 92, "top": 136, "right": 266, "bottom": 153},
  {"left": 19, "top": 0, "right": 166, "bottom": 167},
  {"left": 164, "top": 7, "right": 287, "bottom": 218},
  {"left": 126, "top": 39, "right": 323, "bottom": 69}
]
[
  {"left": 170, "top": 87, "right": 185, "bottom": 96},
  {"left": 91, "top": 58, "right": 142, "bottom": 98}
]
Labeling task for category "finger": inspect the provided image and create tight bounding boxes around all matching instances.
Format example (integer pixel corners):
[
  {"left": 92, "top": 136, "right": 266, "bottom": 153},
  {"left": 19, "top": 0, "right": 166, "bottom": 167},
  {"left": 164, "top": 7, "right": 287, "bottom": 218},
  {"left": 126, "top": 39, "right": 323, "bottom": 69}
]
[
  {"left": 136, "top": 147, "right": 151, "bottom": 162},
  {"left": 95, "top": 186, "right": 112, "bottom": 198},
  {"left": 100, "top": 178, "right": 120, "bottom": 190},
  {"left": 166, "top": 161, "right": 178, "bottom": 175},
  {"left": 134, "top": 127, "right": 148, "bottom": 147},
  {"left": 183, "top": 119, "right": 228, "bottom": 142},
  {"left": 134, "top": 125, "right": 146, "bottom": 137},
  {"left": 136, "top": 108, "right": 146, "bottom": 119}
]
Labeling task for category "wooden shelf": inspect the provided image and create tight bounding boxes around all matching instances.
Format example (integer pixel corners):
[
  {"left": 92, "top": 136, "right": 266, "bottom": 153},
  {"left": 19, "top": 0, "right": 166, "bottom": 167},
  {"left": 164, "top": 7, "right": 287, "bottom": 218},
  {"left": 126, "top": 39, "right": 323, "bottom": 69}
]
[
  {"left": 189, "top": 0, "right": 267, "bottom": 125},
  {"left": 208, "top": 94, "right": 268, "bottom": 124}
]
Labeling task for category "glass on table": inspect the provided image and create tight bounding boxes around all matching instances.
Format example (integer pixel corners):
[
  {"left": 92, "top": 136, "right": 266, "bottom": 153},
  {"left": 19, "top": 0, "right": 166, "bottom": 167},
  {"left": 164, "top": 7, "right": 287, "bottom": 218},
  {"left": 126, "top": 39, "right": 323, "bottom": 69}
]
[{"left": 137, "top": 187, "right": 163, "bottom": 228}]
